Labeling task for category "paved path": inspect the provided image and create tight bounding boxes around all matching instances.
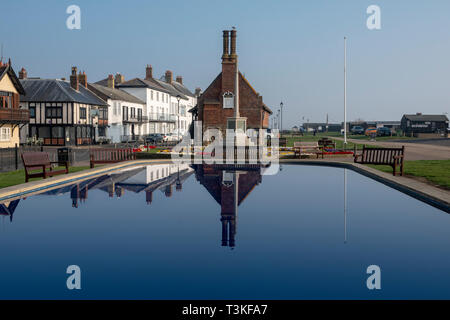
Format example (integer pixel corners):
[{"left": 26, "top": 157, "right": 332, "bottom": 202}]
[{"left": 331, "top": 137, "right": 450, "bottom": 161}]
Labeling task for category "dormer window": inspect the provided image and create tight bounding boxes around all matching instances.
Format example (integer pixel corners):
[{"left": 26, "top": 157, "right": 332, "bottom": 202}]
[{"left": 223, "top": 91, "right": 234, "bottom": 109}]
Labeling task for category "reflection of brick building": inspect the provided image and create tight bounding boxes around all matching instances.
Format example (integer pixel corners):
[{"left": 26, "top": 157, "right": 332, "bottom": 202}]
[
  {"left": 195, "top": 30, "right": 272, "bottom": 135},
  {"left": 193, "top": 164, "right": 263, "bottom": 247}
]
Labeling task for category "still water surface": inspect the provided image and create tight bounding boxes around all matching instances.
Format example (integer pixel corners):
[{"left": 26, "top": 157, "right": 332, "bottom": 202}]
[{"left": 0, "top": 164, "right": 449, "bottom": 299}]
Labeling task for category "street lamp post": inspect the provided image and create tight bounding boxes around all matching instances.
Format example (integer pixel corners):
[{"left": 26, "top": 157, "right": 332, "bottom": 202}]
[
  {"left": 176, "top": 95, "right": 181, "bottom": 141},
  {"left": 280, "top": 101, "right": 283, "bottom": 134}
]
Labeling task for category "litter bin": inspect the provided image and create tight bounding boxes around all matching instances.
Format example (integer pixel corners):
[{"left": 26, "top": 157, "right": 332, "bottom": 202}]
[{"left": 57, "top": 147, "right": 71, "bottom": 166}]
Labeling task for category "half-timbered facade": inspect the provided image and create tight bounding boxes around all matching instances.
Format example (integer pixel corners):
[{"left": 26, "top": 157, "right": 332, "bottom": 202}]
[
  {"left": 19, "top": 67, "right": 108, "bottom": 146},
  {"left": 0, "top": 60, "right": 28, "bottom": 148}
]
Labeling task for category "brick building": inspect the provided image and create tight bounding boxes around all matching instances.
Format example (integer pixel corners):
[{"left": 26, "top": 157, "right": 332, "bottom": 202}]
[{"left": 195, "top": 29, "right": 272, "bottom": 138}]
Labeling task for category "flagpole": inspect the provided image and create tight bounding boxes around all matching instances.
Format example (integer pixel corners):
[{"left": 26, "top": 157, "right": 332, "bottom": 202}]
[{"left": 344, "top": 36, "right": 347, "bottom": 146}]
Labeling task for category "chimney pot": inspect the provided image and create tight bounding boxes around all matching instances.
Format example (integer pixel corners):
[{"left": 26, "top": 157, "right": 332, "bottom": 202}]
[
  {"left": 70, "top": 66, "right": 79, "bottom": 91},
  {"left": 176, "top": 75, "right": 183, "bottom": 85},
  {"left": 115, "top": 73, "right": 124, "bottom": 85},
  {"left": 165, "top": 70, "right": 173, "bottom": 83},
  {"left": 195, "top": 87, "right": 202, "bottom": 97},
  {"left": 222, "top": 30, "right": 230, "bottom": 61},
  {"left": 230, "top": 29, "right": 237, "bottom": 59},
  {"left": 145, "top": 65, "right": 153, "bottom": 80},
  {"left": 19, "top": 67, "right": 27, "bottom": 79},
  {"left": 78, "top": 70, "right": 87, "bottom": 87},
  {"left": 107, "top": 74, "right": 115, "bottom": 89}
]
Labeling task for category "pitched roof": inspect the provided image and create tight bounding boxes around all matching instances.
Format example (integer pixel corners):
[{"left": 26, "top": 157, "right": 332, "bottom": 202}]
[
  {"left": 19, "top": 79, "right": 108, "bottom": 106},
  {"left": 116, "top": 77, "right": 171, "bottom": 94},
  {"left": 154, "top": 78, "right": 188, "bottom": 100},
  {"left": 402, "top": 114, "right": 449, "bottom": 122},
  {"left": 172, "top": 81, "right": 195, "bottom": 98},
  {"left": 0, "top": 65, "right": 26, "bottom": 95},
  {"left": 87, "top": 83, "right": 145, "bottom": 105}
]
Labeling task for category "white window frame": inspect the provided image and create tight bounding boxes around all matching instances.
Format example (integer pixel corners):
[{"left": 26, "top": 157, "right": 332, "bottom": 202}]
[{"left": 0, "top": 127, "right": 12, "bottom": 142}]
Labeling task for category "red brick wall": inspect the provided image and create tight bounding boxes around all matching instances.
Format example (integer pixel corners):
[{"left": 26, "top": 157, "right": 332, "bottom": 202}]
[{"left": 199, "top": 72, "right": 271, "bottom": 134}]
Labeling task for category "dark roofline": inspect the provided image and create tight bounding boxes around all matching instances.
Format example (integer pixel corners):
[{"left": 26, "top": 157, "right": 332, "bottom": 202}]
[{"left": 0, "top": 65, "right": 26, "bottom": 95}]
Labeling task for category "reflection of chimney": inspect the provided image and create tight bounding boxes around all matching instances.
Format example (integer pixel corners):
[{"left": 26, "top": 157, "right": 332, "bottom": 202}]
[
  {"left": 176, "top": 75, "right": 183, "bottom": 85},
  {"left": 79, "top": 71, "right": 87, "bottom": 87},
  {"left": 70, "top": 67, "right": 79, "bottom": 91},
  {"left": 164, "top": 185, "right": 172, "bottom": 197},
  {"left": 145, "top": 65, "right": 153, "bottom": 80},
  {"left": 108, "top": 183, "right": 115, "bottom": 198},
  {"left": 115, "top": 73, "right": 124, "bottom": 85},
  {"left": 115, "top": 186, "right": 124, "bottom": 198},
  {"left": 146, "top": 190, "right": 153, "bottom": 204},
  {"left": 165, "top": 70, "right": 173, "bottom": 84},
  {"left": 19, "top": 67, "right": 27, "bottom": 79},
  {"left": 176, "top": 182, "right": 182, "bottom": 191},
  {"left": 107, "top": 74, "right": 115, "bottom": 89}
]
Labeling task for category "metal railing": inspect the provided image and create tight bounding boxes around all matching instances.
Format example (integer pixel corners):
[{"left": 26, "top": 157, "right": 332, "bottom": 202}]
[{"left": 148, "top": 113, "right": 176, "bottom": 122}]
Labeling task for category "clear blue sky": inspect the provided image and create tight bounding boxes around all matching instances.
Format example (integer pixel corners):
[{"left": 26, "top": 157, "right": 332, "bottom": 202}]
[{"left": 2, "top": 0, "right": 450, "bottom": 127}]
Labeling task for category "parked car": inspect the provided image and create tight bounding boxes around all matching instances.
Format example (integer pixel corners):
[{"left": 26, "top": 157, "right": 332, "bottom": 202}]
[
  {"left": 365, "top": 127, "right": 377, "bottom": 136},
  {"left": 166, "top": 133, "right": 181, "bottom": 142},
  {"left": 377, "top": 127, "right": 392, "bottom": 137},
  {"left": 144, "top": 134, "right": 164, "bottom": 144},
  {"left": 351, "top": 126, "right": 365, "bottom": 135}
]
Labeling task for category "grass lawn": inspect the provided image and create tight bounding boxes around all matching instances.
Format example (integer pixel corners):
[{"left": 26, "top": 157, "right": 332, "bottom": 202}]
[
  {"left": 0, "top": 166, "right": 91, "bottom": 189},
  {"left": 282, "top": 134, "right": 368, "bottom": 150},
  {"left": 367, "top": 160, "right": 450, "bottom": 189}
]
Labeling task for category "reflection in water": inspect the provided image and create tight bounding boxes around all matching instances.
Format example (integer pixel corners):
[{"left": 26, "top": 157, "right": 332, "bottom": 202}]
[
  {"left": 193, "top": 164, "right": 265, "bottom": 248},
  {"left": 0, "top": 163, "right": 268, "bottom": 248}
]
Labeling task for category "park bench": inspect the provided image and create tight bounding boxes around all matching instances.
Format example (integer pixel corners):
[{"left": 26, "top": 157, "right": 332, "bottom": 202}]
[
  {"left": 21, "top": 152, "right": 69, "bottom": 182},
  {"left": 90, "top": 148, "right": 136, "bottom": 168},
  {"left": 318, "top": 138, "right": 336, "bottom": 150},
  {"left": 354, "top": 145, "right": 405, "bottom": 176},
  {"left": 293, "top": 141, "right": 322, "bottom": 158},
  {"left": 279, "top": 137, "right": 287, "bottom": 147}
]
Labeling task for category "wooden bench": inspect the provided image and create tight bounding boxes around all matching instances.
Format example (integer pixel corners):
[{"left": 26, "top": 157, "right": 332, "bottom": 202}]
[
  {"left": 90, "top": 148, "right": 136, "bottom": 168},
  {"left": 293, "top": 141, "right": 322, "bottom": 158},
  {"left": 354, "top": 145, "right": 405, "bottom": 176},
  {"left": 21, "top": 152, "right": 68, "bottom": 182},
  {"left": 318, "top": 138, "right": 336, "bottom": 150}
]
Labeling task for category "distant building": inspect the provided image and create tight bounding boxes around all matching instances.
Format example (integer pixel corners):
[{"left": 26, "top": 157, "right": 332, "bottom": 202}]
[
  {"left": 195, "top": 30, "right": 272, "bottom": 138},
  {"left": 0, "top": 60, "right": 28, "bottom": 148},
  {"left": 401, "top": 113, "right": 449, "bottom": 136},
  {"left": 88, "top": 75, "right": 146, "bottom": 143},
  {"left": 19, "top": 67, "right": 108, "bottom": 146},
  {"left": 303, "top": 123, "right": 341, "bottom": 132}
]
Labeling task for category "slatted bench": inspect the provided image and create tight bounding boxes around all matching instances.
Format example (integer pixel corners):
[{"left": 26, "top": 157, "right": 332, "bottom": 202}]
[
  {"left": 90, "top": 148, "right": 136, "bottom": 168},
  {"left": 21, "top": 152, "right": 69, "bottom": 182},
  {"left": 293, "top": 141, "right": 322, "bottom": 158},
  {"left": 318, "top": 138, "right": 336, "bottom": 150},
  {"left": 354, "top": 145, "right": 405, "bottom": 176}
]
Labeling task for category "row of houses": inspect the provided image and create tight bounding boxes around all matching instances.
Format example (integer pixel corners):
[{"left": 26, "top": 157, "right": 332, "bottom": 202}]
[
  {"left": 0, "top": 59, "right": 200, "bottom": 147},
  {"left": 1, "top": 29, "right": 273, "bottom": 148}
]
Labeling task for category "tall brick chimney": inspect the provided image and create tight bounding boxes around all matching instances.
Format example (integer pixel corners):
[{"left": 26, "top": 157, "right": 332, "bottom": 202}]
[
  {"left": 70, "top": 67, "right": 79, "bottom": 91},
  {"left": 107, "top": 74, "right": 115, "bottom": 89},
  {"left": 145, "top": 65, "right": 153, "bottom": 80},
  {"left": 79, "top": 71, "right": 87, "bottom": 87},
  {"left": 176, "top": 75, "right": 183, "bottom": 85},
  {"left": 165, "top": 70, "right": 173, "bottom": 83},
  {"left": 230, "top": 29, "right": 237, "bottom": 60},
  {"left": 115, "top": 73, "right": 124, "bottom": 85},
  {"left": 19, "top": 67, "right": 27, "bottom": 79},
  {"left": 221, "top": 29, "right": 238, "bottom": 95},
  {"left": 222, "top": 30, "right": 230, "bottom": 61}
]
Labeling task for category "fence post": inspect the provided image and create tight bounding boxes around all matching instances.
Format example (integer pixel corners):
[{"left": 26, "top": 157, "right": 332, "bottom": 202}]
[{"left": 15, "top": 143, "right": 18, "bottom": 170}]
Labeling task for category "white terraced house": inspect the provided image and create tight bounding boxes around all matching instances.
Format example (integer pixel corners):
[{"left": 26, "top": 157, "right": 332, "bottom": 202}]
[
  {"left": 117, "top": 65, "right": 198, "bottom": 137},
  {"left": 117, "top": 65, "right": 173, "bottom": 135},
  {"left": 89, "top": 74, "right": 146, "bottom": 143}
]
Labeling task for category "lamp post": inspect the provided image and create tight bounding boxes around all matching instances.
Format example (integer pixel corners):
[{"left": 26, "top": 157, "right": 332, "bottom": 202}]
[
  {"left": 176, "top": 95, "right": 181, "bottom": 141},
  {"left": 280, "top": 101, "right": 283, "bottom": 134}
]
